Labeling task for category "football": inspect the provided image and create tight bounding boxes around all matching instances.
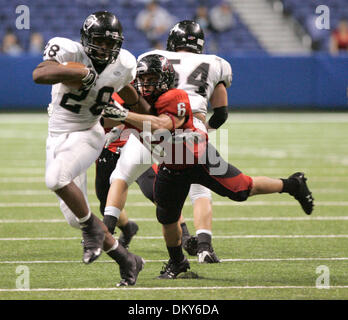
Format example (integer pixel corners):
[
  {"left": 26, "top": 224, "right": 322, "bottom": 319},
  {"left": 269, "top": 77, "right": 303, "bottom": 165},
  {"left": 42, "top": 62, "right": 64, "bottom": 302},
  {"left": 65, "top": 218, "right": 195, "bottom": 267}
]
[{"left": 60, "top": 61, "right": 87, "bottom": 89}]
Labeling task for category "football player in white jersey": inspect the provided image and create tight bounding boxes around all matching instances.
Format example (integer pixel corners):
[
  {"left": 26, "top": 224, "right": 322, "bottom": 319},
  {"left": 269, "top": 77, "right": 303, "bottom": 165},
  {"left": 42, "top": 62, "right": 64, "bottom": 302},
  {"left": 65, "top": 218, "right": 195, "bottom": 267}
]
[
  {"left": 102, "top": 20, "right": 232, "bottom": 264},
  {"left": 32, "top": 11, "right": 144, "bottom": 286}
]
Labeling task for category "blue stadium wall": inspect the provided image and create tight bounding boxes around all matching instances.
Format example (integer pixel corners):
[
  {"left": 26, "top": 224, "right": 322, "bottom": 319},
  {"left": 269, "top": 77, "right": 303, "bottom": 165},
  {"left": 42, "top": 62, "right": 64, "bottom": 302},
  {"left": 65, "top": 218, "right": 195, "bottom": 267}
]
[{"left": 1, "top": 54, "right": 347, "bottom": 110}]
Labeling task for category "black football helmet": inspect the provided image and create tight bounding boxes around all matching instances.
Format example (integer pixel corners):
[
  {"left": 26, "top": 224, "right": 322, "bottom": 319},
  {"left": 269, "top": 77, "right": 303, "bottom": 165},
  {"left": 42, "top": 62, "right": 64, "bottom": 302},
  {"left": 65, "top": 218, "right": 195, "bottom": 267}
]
[
  {"left": 135, "top": 54, "right": 175, "bottom": 102},
  {"left": 166, "top": 20, "right": 205, "bottom": 54},
  {"left": 81, "top": 11, "right": 124, "bottom": 65}
]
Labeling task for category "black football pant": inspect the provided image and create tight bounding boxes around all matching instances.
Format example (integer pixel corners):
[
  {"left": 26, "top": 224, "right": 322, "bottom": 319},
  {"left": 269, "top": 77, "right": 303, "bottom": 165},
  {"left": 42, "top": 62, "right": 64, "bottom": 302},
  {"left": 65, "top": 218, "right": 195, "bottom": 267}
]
[
  {"left": 154, "top": 143, "right": 253, "bottom": 225},
  {"left": 95, "top": 148, "right": 120, "bottom": 215}
]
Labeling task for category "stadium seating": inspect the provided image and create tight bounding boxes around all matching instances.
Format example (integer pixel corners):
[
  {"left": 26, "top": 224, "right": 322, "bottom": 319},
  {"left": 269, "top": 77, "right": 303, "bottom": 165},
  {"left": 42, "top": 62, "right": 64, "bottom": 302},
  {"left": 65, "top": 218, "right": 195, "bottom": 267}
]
[{"left": 0, "top": 0, "right": 263, "bottom": 55}]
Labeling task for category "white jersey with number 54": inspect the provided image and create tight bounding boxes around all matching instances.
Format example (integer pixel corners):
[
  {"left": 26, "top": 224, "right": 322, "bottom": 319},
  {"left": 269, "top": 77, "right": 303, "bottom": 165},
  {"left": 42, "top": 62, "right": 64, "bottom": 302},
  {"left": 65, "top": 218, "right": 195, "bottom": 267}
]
[
  {"left": 43, "top": 37, "right": 136, "bottom": 133},
  {"left": 137, "top": 49, "right": 232, "bottom": 115}
]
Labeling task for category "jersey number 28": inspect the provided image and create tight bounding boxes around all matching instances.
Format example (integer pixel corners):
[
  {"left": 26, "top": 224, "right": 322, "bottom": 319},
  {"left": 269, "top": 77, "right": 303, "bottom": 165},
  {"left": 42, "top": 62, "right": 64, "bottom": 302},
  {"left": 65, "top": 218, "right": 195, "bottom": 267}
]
[{"left": 60, "top": 86, "right": 114, "bottom": 115}]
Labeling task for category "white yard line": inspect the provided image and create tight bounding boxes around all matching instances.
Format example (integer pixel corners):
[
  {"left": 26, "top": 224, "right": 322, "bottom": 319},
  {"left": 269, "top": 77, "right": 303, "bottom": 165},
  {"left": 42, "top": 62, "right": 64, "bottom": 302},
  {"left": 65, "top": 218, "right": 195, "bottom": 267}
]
[
  {"left": 2, "top": 216, "right": 348, "bottom": 223},
  {"left": 1, "top": 168, "right": 348, "bottom": 174},
  {"left": 0, "top": 189, "right": 145, "bottom": 196},
  {"left": 1, "top": 176, "right": 348, "bottom": 183},
  {"left": 1, "top": 235, "right": 348, "bottom": 241},
  {"left": 1, "top": 257, "right": 348, "bottom": 264},
  {"left": 0, "top": 188, "right": 345, "bottom": 196},
  {"left": 1, "top": 201, "right": 348, "bottom": 207},
  {"left": 1, "top": 285, "right": 348, "bottom": 292}
]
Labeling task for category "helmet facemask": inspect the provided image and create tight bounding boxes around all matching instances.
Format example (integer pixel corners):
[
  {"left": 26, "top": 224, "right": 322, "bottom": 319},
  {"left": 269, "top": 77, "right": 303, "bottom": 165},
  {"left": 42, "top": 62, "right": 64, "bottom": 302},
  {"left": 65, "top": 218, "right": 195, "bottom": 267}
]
[
  {"left": 81, "top": 32, "right": 123, "bottom": 65},
  {"left": 135, "top": 55, "right": 175, "bottom": 103}
]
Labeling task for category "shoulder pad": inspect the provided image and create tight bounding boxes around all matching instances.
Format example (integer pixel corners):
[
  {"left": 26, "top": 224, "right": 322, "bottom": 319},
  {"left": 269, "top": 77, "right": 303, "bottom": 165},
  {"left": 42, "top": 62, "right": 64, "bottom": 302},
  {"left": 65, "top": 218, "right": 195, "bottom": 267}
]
[{"left": 43, "top": 37, "right": 81, "bottom": 63}]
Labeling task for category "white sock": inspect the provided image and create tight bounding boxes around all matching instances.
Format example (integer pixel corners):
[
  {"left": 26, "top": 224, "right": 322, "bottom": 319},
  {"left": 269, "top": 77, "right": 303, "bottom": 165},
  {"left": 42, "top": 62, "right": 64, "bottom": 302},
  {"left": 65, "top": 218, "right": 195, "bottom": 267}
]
[
  {"left": 77, "top": 211, "right": 91, "bottom": 223},
  {"left": 104, "top": 206, "right": 121, "bottom": 219},
  {"left": 105, "top": 239, "right": 119, "bottom": 253},
  {"left": 196, "top": 229, "right": 212, "bottom": 236}
]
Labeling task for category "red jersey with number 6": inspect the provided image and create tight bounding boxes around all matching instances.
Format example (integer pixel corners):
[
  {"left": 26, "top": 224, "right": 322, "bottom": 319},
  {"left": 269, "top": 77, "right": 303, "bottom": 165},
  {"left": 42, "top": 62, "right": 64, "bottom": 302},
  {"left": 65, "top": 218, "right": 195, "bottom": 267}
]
[{"left": 152, "top": 88, "right": 207, "bottom": 169}]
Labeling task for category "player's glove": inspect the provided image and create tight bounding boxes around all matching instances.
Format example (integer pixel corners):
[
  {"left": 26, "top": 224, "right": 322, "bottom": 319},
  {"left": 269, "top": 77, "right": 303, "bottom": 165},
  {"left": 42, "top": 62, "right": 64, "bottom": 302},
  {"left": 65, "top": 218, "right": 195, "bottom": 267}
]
[
  {"left": 103, "top": 100, "right": 129, "bottom": 121},
  {"left": 105, "top": 126, "right": 122, "bottom": 148},
  {"left": 81, "top": 68, "right": 97, "bottom": 91}
]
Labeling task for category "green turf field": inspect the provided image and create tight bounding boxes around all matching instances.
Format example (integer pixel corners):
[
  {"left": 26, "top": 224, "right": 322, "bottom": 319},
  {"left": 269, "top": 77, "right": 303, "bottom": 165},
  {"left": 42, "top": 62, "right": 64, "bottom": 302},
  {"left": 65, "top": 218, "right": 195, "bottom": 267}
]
[{"left": 0, "top": 112, "right": 348, "bottom": 300}]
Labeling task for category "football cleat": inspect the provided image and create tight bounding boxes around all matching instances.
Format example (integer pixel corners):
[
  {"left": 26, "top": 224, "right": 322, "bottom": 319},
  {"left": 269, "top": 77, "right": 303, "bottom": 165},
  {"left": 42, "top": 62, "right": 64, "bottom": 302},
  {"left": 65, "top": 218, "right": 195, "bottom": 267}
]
[
  {"left": 117, "top": 253, "right": 145, "bottom": 286},
  {"left": 157, "top": 257, "right": 190, "bottom": 279},
  {"left": 198, "top": 248, "right": 220, "bottom": 264},
  {"left": 182, "top": 235, "right": 198, "bottom": 256},
  {"left": 118, "top": 220, "right": 139, "bottom": 249},
  {"left": 80, "top": 213, "right": 105, "bottom": 264},
  {"left": 288, "top": 172, "right": 314, "bottom": 215}
]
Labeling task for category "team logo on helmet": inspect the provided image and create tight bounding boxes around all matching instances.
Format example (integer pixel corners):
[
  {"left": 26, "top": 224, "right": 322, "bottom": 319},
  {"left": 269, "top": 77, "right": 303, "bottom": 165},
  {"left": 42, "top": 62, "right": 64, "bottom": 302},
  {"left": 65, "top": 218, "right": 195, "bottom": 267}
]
[{"left": 83, "top": 14, "right": 99, "bottom": 31}]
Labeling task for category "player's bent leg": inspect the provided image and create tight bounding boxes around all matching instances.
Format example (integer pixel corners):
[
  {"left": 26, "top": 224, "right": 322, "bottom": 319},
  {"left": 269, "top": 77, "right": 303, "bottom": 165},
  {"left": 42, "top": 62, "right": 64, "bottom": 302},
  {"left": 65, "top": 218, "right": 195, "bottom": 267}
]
[
  {"left": 162, "top": 221, "right": 182, "bottom": 247},
  {"left": 95, "top": 148, "right": 120, "bottom": 215},
  {"left": 103, "top": 178, "right": 128, "bottom": 234},
  {"left": 158, "top": 221, "right": 190, "bottom": 279},
  {"left": 118, "top": 216, "right": 139, "bottom": 249},
  {"left": 249, "top": 176, "right": 283, "bottom": 195},
  {"left": 103, "top": 134, "right": 152, "bottom": 237},
  {"left": 104, "top": 237, "right": 145, "bottom": 286},
  {"left": 46, "top": 124, "right": 105, "bottom": 263},
  {"left": 136, "top": 166, "right": 157, "bottom": 203},
  {"left": 191, "top": 192, "right": 220, "bottom": 263},
  {"left": 79, "top": 212, "right": 106, "bottom": 264},
  {"left": 281, "top": 172, "right": 314, "bottom": 215},
  {"left": 155, "top": 167, "right": 191, "bottom": 279}
]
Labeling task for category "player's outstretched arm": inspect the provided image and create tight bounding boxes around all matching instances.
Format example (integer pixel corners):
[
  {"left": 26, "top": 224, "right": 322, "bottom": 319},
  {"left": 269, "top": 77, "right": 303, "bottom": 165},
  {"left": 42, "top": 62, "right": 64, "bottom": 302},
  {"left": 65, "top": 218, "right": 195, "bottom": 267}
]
[
  {"left": 103, "top": 102, "right": 185, "bottom": 133},
  {"left": 126, "top": 112, "right": 185, "bottom": 133},
  {"left": 32, "top": 60, "right": 89, "bottom": 85},
  {"left": 117, "top": 84, "right": 154, "bottom": 115}
]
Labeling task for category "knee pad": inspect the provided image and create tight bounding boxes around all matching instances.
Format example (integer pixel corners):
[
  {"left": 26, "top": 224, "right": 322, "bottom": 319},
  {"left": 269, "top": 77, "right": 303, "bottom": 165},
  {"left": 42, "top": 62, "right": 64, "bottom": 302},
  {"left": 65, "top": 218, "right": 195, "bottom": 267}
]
[
  {"left": 189, "top": 184, "right": 212, "bottom": 204},
  {"left": 45, "top": 160, "right": 70, "bottom": 191},
  {"left": 232, "top": 190, "right": 250, "bottom": 202},
  {"left": 156, "top": 205, "right": 181, "bottom": 225}
]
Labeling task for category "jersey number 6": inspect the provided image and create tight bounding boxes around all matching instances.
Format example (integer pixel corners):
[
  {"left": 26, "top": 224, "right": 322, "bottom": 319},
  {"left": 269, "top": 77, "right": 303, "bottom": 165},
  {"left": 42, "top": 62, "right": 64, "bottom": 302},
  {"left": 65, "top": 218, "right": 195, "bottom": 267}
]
[{"left": 177, "top": 103, "right": 186, "bottom": 116}]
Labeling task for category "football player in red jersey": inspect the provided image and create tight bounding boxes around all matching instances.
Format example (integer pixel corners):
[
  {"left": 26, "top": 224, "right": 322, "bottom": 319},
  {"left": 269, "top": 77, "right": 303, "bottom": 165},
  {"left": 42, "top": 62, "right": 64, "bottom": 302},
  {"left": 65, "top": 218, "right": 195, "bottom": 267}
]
[{"left": 103, "top": 54, "right": 314, "bottom": 279}]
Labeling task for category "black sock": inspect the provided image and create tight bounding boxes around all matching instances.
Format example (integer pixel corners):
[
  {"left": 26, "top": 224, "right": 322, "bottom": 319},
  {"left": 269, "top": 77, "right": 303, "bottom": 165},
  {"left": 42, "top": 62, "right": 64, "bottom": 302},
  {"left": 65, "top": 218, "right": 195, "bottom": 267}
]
[
  {"left": 280, "top": 178, "right": 299, "bottom": 194},
  {"left": 197, "top": 232, "right": 212, "bottom": 252},
  {"left": 107, "top": 242, "right": 128, "bottom": 265},
  {"left": 103, "top": 215, "right": 118, "bottom": 235},
  {"left": 167, "top": 245, "right": 185, "bottom": 263},
  {"left": 119, "top": 221, "right": 132, "bottom": 236},
  {"left": 180, "top": 222, "right": 190, "bottom": 238}
]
